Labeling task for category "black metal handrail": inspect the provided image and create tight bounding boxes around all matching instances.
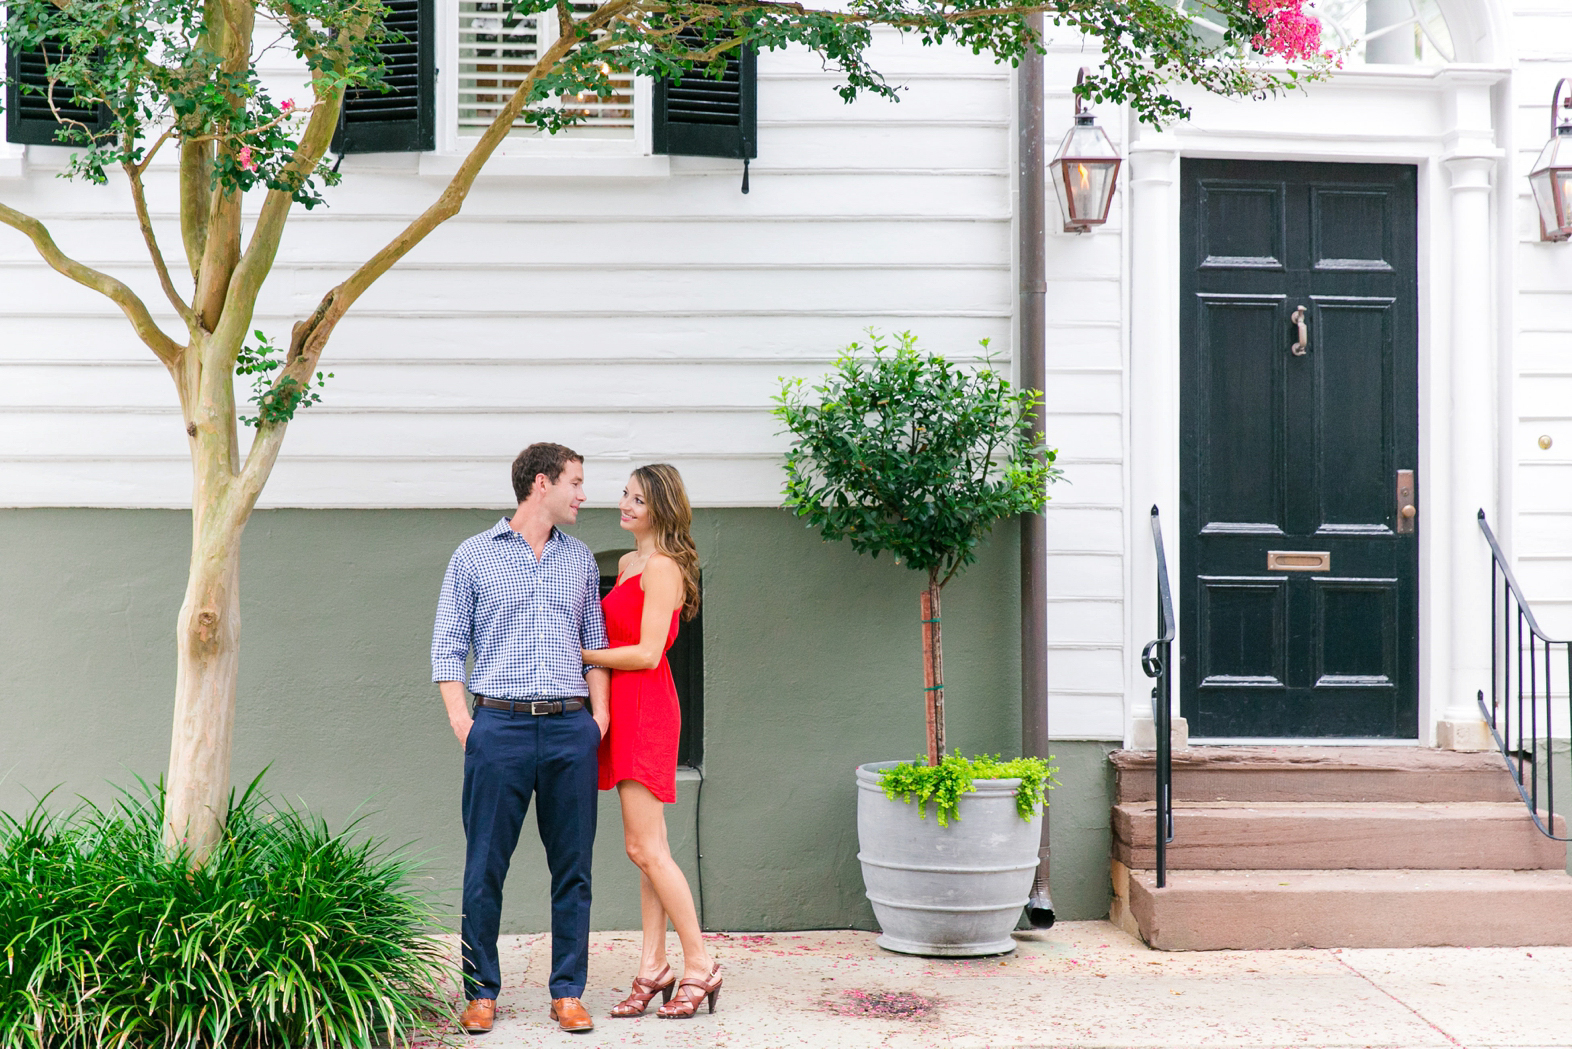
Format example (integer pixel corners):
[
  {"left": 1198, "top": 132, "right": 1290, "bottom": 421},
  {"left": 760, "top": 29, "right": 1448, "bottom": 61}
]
[
  {"left": 1478, "top": 510, "right": 1569, "bottom": 841},
  {"left": 1140, "top": 506, "right": 1177, "bottom": 886}
]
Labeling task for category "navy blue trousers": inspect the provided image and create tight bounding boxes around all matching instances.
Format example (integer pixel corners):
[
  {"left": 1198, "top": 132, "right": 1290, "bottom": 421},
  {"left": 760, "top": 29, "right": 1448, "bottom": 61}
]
[{"left": 461, "top": 703, "right": 599, "bottom": 1000}]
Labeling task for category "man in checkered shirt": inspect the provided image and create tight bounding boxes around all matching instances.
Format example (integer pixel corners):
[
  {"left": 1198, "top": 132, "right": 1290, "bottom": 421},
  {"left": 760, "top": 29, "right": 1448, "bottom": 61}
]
[{"left": 433, "top": 442, "right": 611, "bottom": 1035}]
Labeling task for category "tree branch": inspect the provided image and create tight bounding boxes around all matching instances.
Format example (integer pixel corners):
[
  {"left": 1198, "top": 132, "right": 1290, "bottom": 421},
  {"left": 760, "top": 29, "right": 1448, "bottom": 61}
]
[
  {"left": 235, "top": 412, "right": 287, "bottom": 508},
  {"left": 214, "top": 57, "right": 348, "bottom": 361},
  {"left": 180, "top": 138, "right": 213, "bottom": 283},
  {"left": 124, "top": 159, "right": 198, "bottom": 328},
  {"left": 286, "top": 2, "right": 631, "bottom": 366},
  {"left": 0, "top": 200, "right": 184, "bottom": 365},
  {"left": 193, "top": 181, "right": 241, "bottom": 329},
  {"left": 134, "top": 125, "right": 177, "bottom": 173},
  {"left": 191, "top": 0, "right": 255, "bottom": 328}
]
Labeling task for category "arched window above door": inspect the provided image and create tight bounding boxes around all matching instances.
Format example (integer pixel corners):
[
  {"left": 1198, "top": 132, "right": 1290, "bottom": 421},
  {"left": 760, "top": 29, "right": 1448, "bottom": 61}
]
[
  {"left": 1310, "top": 0, "right": 1455, "bottom": 66},
  {"left": 1173, "top": 0, "right": 1457, "bottom": 67}
]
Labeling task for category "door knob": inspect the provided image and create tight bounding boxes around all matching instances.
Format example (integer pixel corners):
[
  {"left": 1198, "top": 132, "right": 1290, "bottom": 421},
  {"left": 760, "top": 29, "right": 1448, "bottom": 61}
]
[
  {"left": 1290, "top": 306, "right": 1309, "bottom": 356},
  {"left": 1396, "top": 470, "right": 1416, "bottom": 534}
]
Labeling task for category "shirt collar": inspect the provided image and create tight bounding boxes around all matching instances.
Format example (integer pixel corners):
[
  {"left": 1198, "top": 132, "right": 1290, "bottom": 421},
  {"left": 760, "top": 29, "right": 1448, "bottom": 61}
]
[{"left": 490, "top": 518, "right": 563, "bottom": 548}]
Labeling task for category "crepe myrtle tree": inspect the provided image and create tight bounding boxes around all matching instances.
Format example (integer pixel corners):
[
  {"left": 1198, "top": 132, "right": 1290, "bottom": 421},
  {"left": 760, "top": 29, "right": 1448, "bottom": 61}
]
[
  {"left": 0, "top": 0, "right": 1331, "bottom": 862},
  {"left": 775, "top": 331, "right": 1062, "bottom": 765}
]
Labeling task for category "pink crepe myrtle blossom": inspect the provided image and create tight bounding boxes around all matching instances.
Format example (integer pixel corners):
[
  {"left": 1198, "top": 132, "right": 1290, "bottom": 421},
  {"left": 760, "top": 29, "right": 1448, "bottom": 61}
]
[
  {"left": 1249, "top": 0, "right": 1331, "bottom": 62},
  {"left": 237, "top": 145, "right": 256, "bottom": 172},
  {"left": 280, "top": 99, "right": 295, "bottom": 114}
]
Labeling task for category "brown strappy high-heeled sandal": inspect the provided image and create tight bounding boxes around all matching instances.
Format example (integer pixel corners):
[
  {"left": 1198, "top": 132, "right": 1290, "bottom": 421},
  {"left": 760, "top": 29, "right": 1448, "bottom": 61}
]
[
  {"left": 656, "top": 963, "right": 722, "bottom": 1019},
  {"left": 609, "top": 966, "right": 675, "bottom": 1018}
]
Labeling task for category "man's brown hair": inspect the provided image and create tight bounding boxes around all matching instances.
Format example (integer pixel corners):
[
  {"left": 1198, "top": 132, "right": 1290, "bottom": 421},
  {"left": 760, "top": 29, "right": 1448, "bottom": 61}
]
[{"left": 512, "top": 443, "right": 583, "bottom": 503}]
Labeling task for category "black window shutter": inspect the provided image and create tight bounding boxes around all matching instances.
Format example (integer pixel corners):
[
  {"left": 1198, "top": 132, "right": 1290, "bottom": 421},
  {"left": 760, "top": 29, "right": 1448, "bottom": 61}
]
[
  {"left": 653, "top": 45, "right": 755, "bottom": 161},
  {"left": 333, "top": 0, "right": 434, "bottom": 153},
  {"left": 6, "top": 41, "right": 111, "bottom": 145}
]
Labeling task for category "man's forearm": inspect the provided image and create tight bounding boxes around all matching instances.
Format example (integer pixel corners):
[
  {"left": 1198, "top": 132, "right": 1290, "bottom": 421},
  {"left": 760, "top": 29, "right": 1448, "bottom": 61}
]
[
  {"left": 587, "top": 668, "right": 610, "bottom": 729},
  {"left": 440, "top": 680, "right": 470, "bottom": 732}
]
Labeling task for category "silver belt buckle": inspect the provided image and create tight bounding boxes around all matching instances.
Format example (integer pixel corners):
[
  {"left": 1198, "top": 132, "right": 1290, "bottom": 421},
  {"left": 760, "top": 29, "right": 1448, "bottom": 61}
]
[{"left": 530, "top": 699, "right": 556, "bottom": 715}]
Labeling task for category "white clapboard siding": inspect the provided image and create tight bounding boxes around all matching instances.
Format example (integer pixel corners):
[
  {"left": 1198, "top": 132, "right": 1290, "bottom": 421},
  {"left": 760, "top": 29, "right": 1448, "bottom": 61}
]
[
  {"left": 1512, "top": 6, "right": 1572, "bottom": 640},
  {"left": 1035, "top": 44, "right": 1128, "bottom": 740},
  {"left": 0, "top": 25, "right": 1016, "bottom": 514}
]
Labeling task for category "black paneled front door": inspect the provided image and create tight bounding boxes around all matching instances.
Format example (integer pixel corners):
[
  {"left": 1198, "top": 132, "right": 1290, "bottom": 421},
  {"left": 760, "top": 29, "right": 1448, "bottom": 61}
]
[{"left": 1179, "top": 159, "right": 1419, "bottom": 739}]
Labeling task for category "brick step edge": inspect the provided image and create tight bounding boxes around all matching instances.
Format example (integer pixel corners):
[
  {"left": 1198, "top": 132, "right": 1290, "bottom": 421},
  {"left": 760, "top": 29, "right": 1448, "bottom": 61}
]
[
  {"left": 1112, "top": 801, "right": 1568, "bottom": 871},
  {"left": 1112, "top": 747, "right": 1520, "bottom": 804},
  {"left": 1111, "top": 863, "right": 1572, "bottom": 950}
]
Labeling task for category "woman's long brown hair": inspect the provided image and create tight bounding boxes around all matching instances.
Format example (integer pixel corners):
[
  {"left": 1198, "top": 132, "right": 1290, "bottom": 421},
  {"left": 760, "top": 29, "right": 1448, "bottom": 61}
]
[{"left": 632, "top": 463, "right": 701, "bottom": 621}]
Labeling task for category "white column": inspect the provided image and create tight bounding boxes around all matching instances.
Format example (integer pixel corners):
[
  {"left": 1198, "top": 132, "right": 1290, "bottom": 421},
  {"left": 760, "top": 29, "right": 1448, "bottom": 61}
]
[
  {"left": 1126, "top": 134, "right": 1183, "bottom": 748},
  {"left": 1437, "top": 75, "right": 1504, "bottom": 750}
]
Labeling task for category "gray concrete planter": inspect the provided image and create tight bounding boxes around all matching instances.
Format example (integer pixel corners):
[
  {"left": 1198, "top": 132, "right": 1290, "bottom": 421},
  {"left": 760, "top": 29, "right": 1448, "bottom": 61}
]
[{"left": 855, "top": 760, "right": 1042, "bottom": 956}]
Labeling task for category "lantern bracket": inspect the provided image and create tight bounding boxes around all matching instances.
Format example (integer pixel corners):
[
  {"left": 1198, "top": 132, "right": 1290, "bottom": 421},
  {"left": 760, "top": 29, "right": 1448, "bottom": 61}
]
[
  {"left": 1532, "top": 76, "right": 1572, "bottom": 242},
  {"left": 1051, "top": 66, "right": 1122, "bottom": 234}
]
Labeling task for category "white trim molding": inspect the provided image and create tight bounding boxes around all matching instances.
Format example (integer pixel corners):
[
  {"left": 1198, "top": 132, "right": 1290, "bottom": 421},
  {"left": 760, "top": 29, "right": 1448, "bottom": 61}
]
[{"left": 1122, "top": 62, "right": 1512, "bottom": 750}]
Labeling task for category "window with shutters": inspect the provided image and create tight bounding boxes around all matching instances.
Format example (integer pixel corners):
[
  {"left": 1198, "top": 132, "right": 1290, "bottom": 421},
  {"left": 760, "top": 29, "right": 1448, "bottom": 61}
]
[
  {"left": 334, "top": 0, "right": 434, "bottom": 152},
  {"left": 458, "top": 0, "right": 634, "bottom": 140},
  {"left": 653, "top": 43, "right": 755, "bottom": 160},
  {"left": 440, "top": 0, "right": 758, "bottom": 160},
  {"left": 5, "top": 39, "right": 111, "bottom": 146}
]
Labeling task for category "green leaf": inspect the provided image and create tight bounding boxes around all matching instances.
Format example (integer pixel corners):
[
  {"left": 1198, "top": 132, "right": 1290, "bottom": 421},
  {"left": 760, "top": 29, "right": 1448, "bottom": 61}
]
[
  {"left": 775, "top": 330, "right": 1062, "bottom": 584},
  {"left": 878, "top": 753, "right": 1058, "bottom": 826}
]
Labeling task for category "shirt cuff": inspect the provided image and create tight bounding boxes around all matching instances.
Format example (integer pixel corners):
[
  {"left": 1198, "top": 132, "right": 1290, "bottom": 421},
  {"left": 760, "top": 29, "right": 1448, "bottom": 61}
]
[{"left": 432, "top": 661, "right": 468, "bottom": 684}]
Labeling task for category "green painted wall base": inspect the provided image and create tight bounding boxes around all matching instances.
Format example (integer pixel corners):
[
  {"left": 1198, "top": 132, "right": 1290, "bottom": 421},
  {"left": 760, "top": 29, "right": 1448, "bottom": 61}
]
[{"left": 0, "top": 507, "right": 1116, "bottom": 930}]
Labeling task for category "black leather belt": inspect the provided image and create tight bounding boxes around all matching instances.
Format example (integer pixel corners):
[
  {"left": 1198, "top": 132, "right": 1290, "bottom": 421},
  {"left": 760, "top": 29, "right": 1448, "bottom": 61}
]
[{"left": 474, "top": 695, "right": 585, "bottom": 715}]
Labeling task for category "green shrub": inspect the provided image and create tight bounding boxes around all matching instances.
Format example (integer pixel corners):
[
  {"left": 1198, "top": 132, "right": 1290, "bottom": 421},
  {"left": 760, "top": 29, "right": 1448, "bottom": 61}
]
[
  {"left": 775, "top": 330, "right": 1061, "bottom": 762},
  {"left": 878, "top": 753, "right": 1057, "bottom": 827},
  {"left": 0, "top": 777, "right": 453, "bottom": 1049}
]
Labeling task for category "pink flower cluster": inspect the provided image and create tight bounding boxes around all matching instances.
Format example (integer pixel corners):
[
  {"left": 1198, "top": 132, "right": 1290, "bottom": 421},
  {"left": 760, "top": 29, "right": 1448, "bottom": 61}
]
[
  {"left": 237, "top": 145, "right": 256, "bottom": 172},
  {"left": 1249, "top": 0, "right": 1329, "bottom": 61}
]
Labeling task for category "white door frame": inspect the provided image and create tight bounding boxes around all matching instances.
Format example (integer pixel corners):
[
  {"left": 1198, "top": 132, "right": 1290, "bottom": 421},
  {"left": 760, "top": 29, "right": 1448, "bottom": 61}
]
[{"left": 1123, "top": 57, "right": 1514, "bottom": 748}]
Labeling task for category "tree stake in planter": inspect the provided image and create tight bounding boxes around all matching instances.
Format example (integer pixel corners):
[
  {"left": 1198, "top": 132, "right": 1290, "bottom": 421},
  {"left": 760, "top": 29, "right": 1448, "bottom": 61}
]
[{"left": 775, "top": 331, "right": 1060, "bottom": 764}]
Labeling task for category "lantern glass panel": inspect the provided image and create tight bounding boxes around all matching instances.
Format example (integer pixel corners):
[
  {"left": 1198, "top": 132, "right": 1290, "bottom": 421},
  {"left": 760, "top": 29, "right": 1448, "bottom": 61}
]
[
  {"left": 1530, "top": 130, "right": 1572, "bottom": 238},
  {"left": 1062, "top": 159, "right": 1117, "bottom": 222},
  {"left": 1051, "top": 118, "right": 1121, "bottom": 229}
]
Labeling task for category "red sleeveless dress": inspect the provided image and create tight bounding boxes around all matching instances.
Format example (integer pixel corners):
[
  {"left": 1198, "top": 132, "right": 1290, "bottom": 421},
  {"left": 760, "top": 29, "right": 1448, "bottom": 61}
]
[{"left": 596, "top": 574, "right": 681, "bottom": 803}]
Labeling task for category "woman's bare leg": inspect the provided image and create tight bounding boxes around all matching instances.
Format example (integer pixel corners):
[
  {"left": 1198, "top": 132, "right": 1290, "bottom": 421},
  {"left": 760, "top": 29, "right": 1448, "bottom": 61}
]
[
  {"left": 637, "top": 870, "right": 669, "bottom": 980},
  {"left": 618, "top": 780, "right": 713, "bottom": 980}
]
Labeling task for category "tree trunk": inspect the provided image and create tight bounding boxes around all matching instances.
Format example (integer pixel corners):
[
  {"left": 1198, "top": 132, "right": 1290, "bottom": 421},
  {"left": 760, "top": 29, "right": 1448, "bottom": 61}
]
[
  {"left": 163, "top": 514, "right": 244, "bottom": 861},
  {"left": 920, "top": 573, "right": 946, "bottom": 765}
]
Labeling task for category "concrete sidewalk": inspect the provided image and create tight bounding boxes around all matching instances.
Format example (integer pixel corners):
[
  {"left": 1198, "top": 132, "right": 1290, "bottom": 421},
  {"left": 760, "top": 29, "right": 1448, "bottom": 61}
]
[{"left": 422, "top": 921, "right": 1572, "bottom": 1049}]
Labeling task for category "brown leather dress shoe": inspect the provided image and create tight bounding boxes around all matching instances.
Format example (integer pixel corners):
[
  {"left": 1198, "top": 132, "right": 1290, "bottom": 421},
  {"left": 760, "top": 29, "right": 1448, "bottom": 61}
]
[
  {"left": 459, "top": 998, "right": 496, "bottom": 1034},
  {"left": 549, "top": 996, "right": 595, "bottom": 1032}
]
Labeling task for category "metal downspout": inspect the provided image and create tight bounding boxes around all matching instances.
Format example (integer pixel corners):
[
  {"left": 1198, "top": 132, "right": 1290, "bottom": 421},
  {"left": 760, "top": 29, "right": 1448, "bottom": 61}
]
[{"left": 1018, "top": 12, "right": 1054, "bottom": 929}]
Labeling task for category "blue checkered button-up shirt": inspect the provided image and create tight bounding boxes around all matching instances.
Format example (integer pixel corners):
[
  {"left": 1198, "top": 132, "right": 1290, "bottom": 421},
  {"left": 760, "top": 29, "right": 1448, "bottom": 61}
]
[{"left": 431, "top": 519, "right": 610, "bottom": 698}]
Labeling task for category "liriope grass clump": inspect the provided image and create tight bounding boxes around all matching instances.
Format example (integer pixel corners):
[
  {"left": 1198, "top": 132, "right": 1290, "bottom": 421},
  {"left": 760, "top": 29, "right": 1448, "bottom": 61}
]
[{"left": 0, "top": 777, "right": 454, "bottom": 1049}]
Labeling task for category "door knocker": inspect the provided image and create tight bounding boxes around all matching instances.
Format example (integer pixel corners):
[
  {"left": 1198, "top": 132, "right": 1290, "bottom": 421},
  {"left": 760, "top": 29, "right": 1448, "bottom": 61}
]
[{"left": 1290, "top": 305, "right": 1309, "bottom": 356}]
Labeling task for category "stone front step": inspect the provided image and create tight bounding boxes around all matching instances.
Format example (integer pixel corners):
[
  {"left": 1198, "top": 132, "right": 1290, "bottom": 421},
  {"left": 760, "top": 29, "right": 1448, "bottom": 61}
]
[
  {"left": 1114, "top": 801, "right": 1568, "bottom": 871},
  {"left": 1112, "top": 746, "right": 1519, "bottom": 804},
  {"left": 1112, "top": 865, "right": 1572, "bottom": 950}
]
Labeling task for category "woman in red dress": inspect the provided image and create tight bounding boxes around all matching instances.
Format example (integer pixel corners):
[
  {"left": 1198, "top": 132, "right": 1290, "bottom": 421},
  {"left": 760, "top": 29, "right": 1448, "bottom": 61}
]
[{"left": 581, "top": 463, "right": 720, "bottom": 1019}]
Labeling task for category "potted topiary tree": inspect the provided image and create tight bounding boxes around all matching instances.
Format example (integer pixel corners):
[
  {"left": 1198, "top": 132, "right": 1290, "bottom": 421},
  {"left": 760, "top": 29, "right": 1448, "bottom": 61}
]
[{"left": 775, "top": 330, "right": 1060, "bottom": 956}]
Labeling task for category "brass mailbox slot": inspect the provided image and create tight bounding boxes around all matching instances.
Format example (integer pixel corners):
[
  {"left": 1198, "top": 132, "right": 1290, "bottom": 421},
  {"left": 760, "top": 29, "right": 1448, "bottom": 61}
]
[{"left": 1268, "top": 550, "right": 1330, "bottom": 572}]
